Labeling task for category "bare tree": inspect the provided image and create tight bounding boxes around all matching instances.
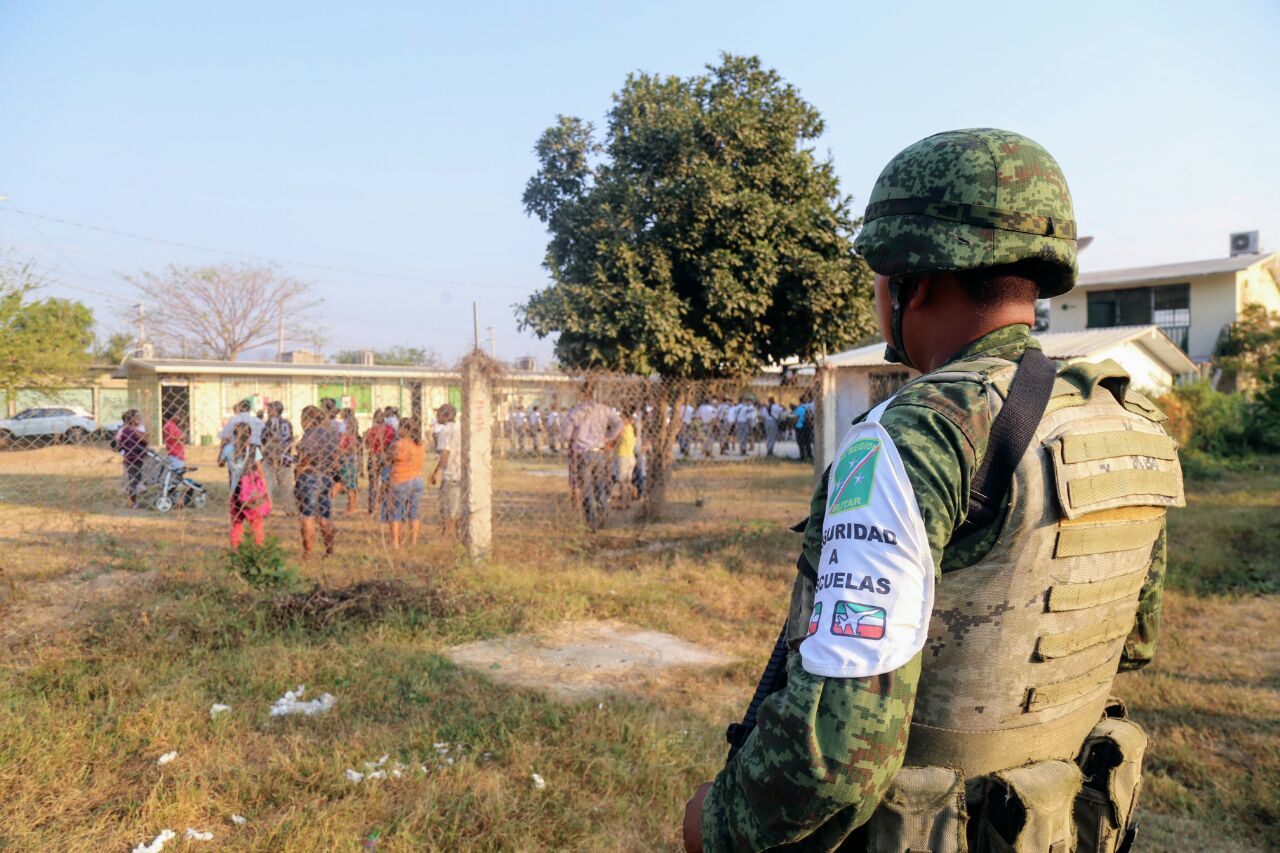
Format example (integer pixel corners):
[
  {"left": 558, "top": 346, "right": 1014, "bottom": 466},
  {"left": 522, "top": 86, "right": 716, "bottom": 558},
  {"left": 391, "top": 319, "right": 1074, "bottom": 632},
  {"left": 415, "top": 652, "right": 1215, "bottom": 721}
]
[{"left": 126, "top": 263, "right": 322, "bottom": 361}]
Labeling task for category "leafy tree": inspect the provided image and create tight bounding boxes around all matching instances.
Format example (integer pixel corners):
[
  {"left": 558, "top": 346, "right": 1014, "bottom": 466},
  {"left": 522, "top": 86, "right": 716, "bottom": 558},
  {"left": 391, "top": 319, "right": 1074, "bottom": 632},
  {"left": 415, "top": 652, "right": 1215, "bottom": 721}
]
[
  {"left": 334, "top": 345, "right": 443, "bottom": 367},
  {"left": 126, "top": 263, "right": 321, "bottom": 361},
  {"left": 1214, "top": 303, "right": 1280, "bottom": 392},
  {"left": 95, "top": 331, "right": 137, "bottom": 365},
  {"left": 520, "top": 55, "right": 873, "bottom": 513},
  {"left": 0, "top": 256, "right": 94, "bottom": 402},
  {"left": 520, "top": 53, "right": 874, "bottom": 379}
]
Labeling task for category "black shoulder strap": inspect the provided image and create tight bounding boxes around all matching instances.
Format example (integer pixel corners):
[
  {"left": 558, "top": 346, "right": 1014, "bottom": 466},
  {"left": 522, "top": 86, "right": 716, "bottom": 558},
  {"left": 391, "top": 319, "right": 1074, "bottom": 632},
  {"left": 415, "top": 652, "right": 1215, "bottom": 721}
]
[{"left": 958, "top": 347, "right": 1057, "bottom": 536}]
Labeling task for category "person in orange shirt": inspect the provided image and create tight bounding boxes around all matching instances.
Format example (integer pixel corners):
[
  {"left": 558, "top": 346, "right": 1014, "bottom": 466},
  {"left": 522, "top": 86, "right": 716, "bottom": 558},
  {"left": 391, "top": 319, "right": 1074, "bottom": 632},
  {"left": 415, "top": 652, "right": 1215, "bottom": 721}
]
[{"left": 383, "top": 416, "right": 426, "bottom": 548}]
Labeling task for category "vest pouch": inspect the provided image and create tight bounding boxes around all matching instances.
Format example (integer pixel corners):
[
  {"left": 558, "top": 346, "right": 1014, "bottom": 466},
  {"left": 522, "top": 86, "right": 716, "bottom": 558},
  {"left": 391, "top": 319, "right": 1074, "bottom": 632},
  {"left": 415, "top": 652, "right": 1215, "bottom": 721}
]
[
  {"left": 977, "top": 760, "right": 1082, "bottom": 853},
  {"left": 1072, "top": 718, "right": 1147, "bottom": 852},
  {"left": 867, "top": 766, "right": 967, "bottom": 853}
]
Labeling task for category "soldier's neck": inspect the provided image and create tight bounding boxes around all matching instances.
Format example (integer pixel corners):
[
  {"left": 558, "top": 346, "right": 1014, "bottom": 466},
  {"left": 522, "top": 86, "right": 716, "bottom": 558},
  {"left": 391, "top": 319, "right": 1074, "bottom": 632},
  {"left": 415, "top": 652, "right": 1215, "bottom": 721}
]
[{"left": 915, "top": 309, "right": 1035, "bottom": 373}]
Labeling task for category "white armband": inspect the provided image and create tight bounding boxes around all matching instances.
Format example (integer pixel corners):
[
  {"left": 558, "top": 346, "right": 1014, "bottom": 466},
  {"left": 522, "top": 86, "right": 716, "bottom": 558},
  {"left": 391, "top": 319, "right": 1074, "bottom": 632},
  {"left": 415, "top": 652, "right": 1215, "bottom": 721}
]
[{"left": 799, "top": 407, "right": 934, "bottom": 678}]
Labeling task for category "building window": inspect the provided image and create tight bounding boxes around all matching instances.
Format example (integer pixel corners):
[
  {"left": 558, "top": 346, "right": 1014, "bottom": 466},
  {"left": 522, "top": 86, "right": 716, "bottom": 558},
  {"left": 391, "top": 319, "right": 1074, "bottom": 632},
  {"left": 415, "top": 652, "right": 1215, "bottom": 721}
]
[
  {"left": 1087, "top": 283, "right": 1190, "bottom": 351},
  {"left": 870, "top": 371, "right": 910, "bottom": 406},
  {"left": 316, "top": 381, "right": 373, "bottom": 414}
]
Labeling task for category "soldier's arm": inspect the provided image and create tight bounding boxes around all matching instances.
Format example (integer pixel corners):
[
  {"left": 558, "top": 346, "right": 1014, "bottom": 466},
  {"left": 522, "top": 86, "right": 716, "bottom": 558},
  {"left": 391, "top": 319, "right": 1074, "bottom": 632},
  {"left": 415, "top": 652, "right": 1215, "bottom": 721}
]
[
  {"left": 700, "top": 404, "right": 973, "bottom": 851},
  {"left": 1119, "top": 521, "right": 1167, "bottom": 671}
]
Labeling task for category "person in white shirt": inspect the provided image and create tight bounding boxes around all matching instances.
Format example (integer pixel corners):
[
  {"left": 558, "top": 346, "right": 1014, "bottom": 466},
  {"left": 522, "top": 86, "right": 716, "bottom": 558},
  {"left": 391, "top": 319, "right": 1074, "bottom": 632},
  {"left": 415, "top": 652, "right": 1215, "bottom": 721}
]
[
  {"left": 430, "top": 403, "right": 463, "bottom": 538},
  {"left": 219, "top": 399, "right": 265, "bottom": 449},
  {"left": 508, "top": 405, "right": 527, "bottom": 453},
  {"left": 717, "top": 400, "right": 735, "bottom": 455},
  {"left": 546, "top": 407, "right": 561, "bottom": 452},
  {"left": 678, "top": 403, "right": 695, "bottom": 456},
  {"left": 763, "top": 396, "right": 785, "bottom": 456},
  {"left": 696, "top": 397, "right": 719, "bottom": 457},
  {"left": 735, "top": 396, "right": 757, "bottom": 455},
  {"left": 529, "top": 405, "right": 543, "bottom": 453}
]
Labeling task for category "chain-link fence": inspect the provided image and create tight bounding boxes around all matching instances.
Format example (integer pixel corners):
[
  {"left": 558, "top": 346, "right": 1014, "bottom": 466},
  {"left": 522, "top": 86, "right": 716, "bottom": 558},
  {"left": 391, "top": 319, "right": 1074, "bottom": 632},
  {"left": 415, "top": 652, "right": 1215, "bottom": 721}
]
[
  {"left": 486, "top": 371, "right": 819, "bottom": 535},
  {"left": 0, "top": 355, "right": 825, "bottom": 576}
]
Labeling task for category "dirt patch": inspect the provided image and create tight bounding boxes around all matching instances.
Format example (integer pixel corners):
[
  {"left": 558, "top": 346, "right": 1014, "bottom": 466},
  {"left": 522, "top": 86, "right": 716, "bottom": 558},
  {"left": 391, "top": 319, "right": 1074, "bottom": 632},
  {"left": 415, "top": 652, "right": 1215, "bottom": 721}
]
[
  {"left": 1, "top": 567, "right": 156, "bottom": 651},
  {"left": 447, "top": 619, "right": 734, "bottom": 700}
]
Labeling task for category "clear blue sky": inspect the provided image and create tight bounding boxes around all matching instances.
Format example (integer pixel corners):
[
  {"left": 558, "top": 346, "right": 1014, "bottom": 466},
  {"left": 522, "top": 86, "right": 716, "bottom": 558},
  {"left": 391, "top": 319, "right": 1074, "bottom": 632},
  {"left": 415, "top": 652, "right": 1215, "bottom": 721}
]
[{"left": 2, "top": 0, "right": 1277, "bottom": 364}]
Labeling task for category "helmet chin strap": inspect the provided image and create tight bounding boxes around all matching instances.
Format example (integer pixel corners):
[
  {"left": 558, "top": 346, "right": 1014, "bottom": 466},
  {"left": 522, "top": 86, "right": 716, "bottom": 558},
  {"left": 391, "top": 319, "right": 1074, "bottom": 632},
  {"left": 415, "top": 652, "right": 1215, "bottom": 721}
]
[{"left": 883, "top": 277, "right": 916, "bottom": 369}]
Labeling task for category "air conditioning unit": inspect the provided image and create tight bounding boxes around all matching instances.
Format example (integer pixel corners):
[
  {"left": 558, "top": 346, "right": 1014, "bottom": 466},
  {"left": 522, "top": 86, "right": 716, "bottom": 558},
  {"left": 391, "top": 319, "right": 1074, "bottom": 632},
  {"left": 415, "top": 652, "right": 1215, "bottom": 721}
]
[{"left": 1229, "top": 231, "right": 1259, "bottom": 256}]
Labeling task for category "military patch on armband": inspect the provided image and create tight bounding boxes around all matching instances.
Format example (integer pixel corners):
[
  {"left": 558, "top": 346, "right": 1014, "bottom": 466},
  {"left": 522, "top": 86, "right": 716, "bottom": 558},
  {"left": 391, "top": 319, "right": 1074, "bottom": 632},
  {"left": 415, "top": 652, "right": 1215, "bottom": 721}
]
[{"left": 827, "top": 437, "right": 881, "bottom": 514}]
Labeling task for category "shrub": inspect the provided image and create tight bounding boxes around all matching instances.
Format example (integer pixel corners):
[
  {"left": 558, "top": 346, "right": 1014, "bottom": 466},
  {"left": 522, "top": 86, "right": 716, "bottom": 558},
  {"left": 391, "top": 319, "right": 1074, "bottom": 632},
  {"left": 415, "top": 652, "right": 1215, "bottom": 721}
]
[
  {"left": 223, "top": 537, "right": 298, "bottom": 590},
  {"left": 1155, "top": 381, "right": 1255, "bottom": 457}
]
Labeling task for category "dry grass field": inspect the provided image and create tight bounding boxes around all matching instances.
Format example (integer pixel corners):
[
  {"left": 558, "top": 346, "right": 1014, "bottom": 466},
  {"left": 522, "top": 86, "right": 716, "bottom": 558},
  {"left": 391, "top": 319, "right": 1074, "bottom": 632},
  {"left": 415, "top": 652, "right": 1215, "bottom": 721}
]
[{"left": 0, "top": 443, "right": 1276, "bottom": 851}]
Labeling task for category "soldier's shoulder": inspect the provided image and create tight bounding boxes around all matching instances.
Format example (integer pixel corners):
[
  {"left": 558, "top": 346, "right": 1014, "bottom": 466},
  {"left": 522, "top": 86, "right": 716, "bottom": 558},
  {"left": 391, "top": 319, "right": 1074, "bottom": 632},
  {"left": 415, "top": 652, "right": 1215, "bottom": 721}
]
[{"left": 882, "top": 368, "right": 993, "bottom": 453}]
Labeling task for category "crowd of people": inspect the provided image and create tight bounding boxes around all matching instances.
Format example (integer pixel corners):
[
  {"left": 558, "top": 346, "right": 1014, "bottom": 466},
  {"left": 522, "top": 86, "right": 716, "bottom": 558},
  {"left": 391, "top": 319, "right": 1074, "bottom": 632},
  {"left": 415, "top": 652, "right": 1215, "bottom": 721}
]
[
  {"left": 112, "top": 387, "right": 819, "bottom": 541},
  {"left": 522, "top": 385, "right": 818, "bottom": 531},
  {"left": 115, "top": 397, "right": 462, "bottom": 557},
  {"left": 503, "top": 393, "right": 816, "bottom": 463},
  {"left": 678, "top": 394, "right": 816, "bottom": 461}
]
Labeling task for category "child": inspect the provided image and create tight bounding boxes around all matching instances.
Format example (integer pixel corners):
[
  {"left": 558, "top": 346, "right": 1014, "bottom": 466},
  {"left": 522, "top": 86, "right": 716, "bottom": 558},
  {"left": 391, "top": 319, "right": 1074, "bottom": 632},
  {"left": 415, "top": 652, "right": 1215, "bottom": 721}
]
[
  {"left": 116, "top": 410, "right": 148, "bottom": 508},
  {"left": 220, "top": 423, "right": 268, "bottom": 547},
  {"left": 334, "top": 408, "right": 362, "bottom": 514}
]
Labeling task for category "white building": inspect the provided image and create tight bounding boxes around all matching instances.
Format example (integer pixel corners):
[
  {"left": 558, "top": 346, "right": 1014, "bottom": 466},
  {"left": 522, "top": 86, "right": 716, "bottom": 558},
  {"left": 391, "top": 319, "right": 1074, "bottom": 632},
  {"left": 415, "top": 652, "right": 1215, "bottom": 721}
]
[
  {"left": 814, "top": 326, "right": 1198, "bottom": 473},
  {"left": 1048, "top": 249, "right": 1280, "bottom": 364}
]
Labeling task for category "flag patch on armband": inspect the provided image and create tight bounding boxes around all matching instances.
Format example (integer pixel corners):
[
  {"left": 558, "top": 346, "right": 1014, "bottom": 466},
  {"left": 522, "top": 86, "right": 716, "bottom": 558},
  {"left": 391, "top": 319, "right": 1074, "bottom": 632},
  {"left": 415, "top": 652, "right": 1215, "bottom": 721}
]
[
  {"left": 830, "top": 601, "right": 886, "bottom": 640},
  {"left": 807, "top": 602, "right": 822, "bottom": 637}
]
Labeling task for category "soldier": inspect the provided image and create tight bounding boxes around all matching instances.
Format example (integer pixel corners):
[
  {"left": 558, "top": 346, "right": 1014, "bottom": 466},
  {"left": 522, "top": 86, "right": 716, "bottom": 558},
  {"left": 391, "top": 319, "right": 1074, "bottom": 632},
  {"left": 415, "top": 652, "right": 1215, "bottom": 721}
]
[{"left": 684, "top": 129, "right": 1183, "bottom": 852}]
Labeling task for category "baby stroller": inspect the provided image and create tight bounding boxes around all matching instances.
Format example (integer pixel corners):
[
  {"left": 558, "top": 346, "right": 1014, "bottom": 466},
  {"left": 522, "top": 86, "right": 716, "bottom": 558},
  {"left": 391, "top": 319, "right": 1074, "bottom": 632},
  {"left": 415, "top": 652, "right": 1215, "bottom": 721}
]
[{"left": 136, "top": 448, "right": 208, "bottom": 512}]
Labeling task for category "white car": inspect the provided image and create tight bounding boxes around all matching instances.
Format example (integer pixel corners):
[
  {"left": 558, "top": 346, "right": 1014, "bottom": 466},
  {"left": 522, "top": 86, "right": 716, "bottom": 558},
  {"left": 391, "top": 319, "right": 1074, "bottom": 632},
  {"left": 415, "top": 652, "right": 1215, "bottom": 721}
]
[{"left": 0, "top": 406, "right": 101, "bottom": 445}]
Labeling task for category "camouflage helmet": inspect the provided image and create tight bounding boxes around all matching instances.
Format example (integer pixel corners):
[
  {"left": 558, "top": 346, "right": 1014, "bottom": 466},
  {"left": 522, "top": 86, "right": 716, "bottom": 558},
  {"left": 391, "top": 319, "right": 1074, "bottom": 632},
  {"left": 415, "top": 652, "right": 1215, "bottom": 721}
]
[{"left": 853, "top": 128, "right": 1077, "bottom": 298}]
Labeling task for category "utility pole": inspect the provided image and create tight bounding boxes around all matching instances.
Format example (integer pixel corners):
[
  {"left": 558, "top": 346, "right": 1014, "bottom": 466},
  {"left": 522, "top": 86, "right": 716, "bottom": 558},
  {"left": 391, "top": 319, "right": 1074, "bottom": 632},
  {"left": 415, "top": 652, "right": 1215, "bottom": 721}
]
[
  {"left": 277, "top": 297, "right": 285, "bottom": 361},
  {"left": 473, "top": 302, "right": 480, "bottom": 352},
  {"left": 487, "top": 326, "right": 495, "bottom": 358},
  {"left": 135, "top": 302, "right": 146, "bottom": 347}
]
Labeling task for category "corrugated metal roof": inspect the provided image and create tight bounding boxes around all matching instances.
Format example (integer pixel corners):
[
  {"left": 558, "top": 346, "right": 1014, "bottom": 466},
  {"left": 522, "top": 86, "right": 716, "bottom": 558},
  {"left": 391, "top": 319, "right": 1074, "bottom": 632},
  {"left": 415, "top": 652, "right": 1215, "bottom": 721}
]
[
  {"left": 1077, "top": 252, "right": 1274, "bottom": 288},
  {"left": 823, "top": 325, "right": 1198, "bottom": 374},
  {"left": 122, "top": 358, "right": 574, "bottom": 382},
  {"left": 1036, "top": 325, "right": 1153, "bottom": 357},
  {"left": 822, "top": 342, "right": 888, "bottom": 368}
]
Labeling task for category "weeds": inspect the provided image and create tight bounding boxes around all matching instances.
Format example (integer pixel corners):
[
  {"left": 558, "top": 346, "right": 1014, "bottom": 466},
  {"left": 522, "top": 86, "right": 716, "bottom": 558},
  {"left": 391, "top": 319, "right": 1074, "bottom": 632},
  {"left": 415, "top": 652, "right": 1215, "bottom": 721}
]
[{"left": 223, "top": 537, "right": 298, "bottom": 590}]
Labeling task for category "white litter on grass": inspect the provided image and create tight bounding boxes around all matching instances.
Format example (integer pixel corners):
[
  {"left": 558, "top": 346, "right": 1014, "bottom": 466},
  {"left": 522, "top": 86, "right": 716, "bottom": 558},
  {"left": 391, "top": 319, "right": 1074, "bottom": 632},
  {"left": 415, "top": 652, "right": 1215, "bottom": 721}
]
[
  {"left": 184, "top": 828, "right": 214, "bottom": 841},
  {"left": 268, "top": 685, "right": 336, "bottom": 717},
  {"left": 230, "top": 815, "right": 248, "bottom": 826},
  {"left": 346, "top": 754, "right": 424, "bottom": 783},
  {"left": 131, "top": 829, "right": 175, "bottom": 853},
  {"left": 209, "top": 703, "right": 232, "bottom": 718},
  {"left": 531, "top": 773, "right": 546, "bottom": 790},
  {"left": 156, "top": 751, "right": 178, "bottom": 766}
]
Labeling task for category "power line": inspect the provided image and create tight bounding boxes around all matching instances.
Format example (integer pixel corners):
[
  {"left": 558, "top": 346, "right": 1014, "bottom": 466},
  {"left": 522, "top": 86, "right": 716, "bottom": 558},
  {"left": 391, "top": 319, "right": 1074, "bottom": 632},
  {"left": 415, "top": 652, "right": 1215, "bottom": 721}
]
[{"left": 0, "top": 205, "right": 540, "bottom": 293}]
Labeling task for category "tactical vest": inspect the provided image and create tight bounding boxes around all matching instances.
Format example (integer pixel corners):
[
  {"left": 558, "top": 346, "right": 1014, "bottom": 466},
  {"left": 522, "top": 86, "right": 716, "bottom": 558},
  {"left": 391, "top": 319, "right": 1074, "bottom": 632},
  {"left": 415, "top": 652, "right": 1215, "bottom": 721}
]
[{"left": 848, "top": 355, "right": 1185, "bottom": 853}]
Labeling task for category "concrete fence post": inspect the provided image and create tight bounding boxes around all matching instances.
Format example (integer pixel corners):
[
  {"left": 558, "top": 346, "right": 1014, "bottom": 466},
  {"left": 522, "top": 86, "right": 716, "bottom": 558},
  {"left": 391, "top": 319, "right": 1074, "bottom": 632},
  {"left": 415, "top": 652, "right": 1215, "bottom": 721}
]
[
  {"left": 461, "top": 352, "right": 493, "bottom": 560},
  {"left": 815, "top": 364, "right": 838, "bottom": 480}
]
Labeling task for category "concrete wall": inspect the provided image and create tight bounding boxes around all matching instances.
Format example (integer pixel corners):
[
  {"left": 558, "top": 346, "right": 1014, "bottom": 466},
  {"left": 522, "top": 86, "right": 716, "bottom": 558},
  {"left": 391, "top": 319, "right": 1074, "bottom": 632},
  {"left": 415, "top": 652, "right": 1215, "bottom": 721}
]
[
  {"left": 1088, "top": 344, "right": 1173, "bottom": 395},
  {"left": 173, "top": 374, "right": 460, "bottom": 441},
  {"left": 1240, "top": 261, "right": 1280, "bottom": 315},
  {"left": 1187, "top": 273, "right": 1239, "bottom": 361}
]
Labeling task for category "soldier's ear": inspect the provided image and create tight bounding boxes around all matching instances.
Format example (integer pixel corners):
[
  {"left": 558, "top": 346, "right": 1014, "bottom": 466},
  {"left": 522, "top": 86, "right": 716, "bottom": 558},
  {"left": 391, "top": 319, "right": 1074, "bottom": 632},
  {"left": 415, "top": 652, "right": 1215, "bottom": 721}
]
[{"left": 904, "top": 273, "right": 935, "bottom": 310}]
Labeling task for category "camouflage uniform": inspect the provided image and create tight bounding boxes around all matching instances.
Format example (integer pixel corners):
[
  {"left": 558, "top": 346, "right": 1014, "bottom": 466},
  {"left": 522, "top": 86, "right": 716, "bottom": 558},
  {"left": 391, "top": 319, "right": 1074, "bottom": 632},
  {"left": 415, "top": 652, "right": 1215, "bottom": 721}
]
[
  {"left": 700, "top": 130, "right": 1170, "bottom": 851},
  {"left": 700, "top": 325, "right": 1167, "bottom": 851}
]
